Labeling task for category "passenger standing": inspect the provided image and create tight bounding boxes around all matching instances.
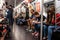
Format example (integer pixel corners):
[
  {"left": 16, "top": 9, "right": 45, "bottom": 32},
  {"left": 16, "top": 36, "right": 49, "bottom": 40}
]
[{"left": 6, "top": 5, "right": 14, "bottom": 28}]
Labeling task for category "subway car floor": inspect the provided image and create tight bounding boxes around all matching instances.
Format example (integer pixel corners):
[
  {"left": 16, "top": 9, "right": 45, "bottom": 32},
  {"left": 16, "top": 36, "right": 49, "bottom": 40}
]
[{"left": 4, "top": 23, "right": 36, "bottom": 40}]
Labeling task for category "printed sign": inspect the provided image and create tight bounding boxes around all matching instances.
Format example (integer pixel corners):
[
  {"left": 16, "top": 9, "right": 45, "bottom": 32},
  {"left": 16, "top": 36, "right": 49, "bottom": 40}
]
[
  {"left": 36, "top": 2, "right": 40, "bottom": 12},
  {"left": 25, "top": 0, "right": 32, "bottom": 3}
]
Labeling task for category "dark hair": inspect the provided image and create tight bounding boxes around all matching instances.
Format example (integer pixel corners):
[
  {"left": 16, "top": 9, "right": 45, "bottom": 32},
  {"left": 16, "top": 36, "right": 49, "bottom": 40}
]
[
  {"left": 34, "top": 12, "right": 39, "bottom": 15},
  {"left": 50, "top": 5, "right": 55, "bottom": 11},
  {"left": 9, "top": 5, "right": 14, "bottom": 8},
  {"left": 0, "top": 9, "right": 3, "bottom": 11},
  {"left": 5, "top": 2, "right": 8, "bottom": 5},
  {"left": 9, "top": 5, "right": 12, "bottom": 7},
  {"left": 31, "top": 9, "right": 34, "bottom": 12},
  {"left": 47, "top": 10, "right": 51, "bottom": 13}
]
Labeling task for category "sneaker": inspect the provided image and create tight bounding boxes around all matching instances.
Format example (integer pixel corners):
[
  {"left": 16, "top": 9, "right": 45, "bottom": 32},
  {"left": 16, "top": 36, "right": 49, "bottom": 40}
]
[
  {"left": 35, "top": 32, "right": 39, "bottom": 37},
  {"left": 32, "top": 32, "right": 37, "bottom": 36},
  {"left": 26, "top": 28, "right": 29, "bottom": 31},
  {"left": 32, "top": 33, "right": 35, "bottom": 36},
  {"left": 43, "top": 37, "right": 46, "bottom": 40},
  {"left": 26, "top": 28, "right": 29, "bottom": 30},
  {"left": 26, "top": 27, "right": 30, "bottom": 31},
  {"left": 28, "top": 29, "right": 33, "bottom": 32}
]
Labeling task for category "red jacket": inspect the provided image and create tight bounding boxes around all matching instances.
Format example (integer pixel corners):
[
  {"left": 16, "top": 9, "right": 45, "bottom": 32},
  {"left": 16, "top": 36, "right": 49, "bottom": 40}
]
[
  {"left": 56, "top": 13, "right": 60, "bottom": 26},
  {"left": 52, "top": 13, "right": 60, "bottom": 26}
]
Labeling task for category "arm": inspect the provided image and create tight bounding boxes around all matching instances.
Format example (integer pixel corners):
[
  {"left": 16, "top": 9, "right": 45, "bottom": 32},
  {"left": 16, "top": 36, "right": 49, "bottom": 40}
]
[
  {"left": 43, "top": 19, "right": 47, "bottom": 23},
  {"left": 34, "top": 19, "right": 47, "bottom": 24},
  {"left": 33, "top": 20, "right": 41, "bottom": 24},
  {"left": 14, "top": 13, "right": 19, "bottom": 19}
]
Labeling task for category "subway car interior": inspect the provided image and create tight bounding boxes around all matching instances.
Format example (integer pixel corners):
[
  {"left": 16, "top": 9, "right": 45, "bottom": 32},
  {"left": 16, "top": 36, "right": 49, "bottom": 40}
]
[{"left": 0, "top": 0, "right": 60, "bottom": 40}]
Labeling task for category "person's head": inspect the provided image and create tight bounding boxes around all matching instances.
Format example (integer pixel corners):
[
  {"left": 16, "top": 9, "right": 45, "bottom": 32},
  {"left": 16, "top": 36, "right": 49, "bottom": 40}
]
[
  {"left": 30, "top": 9, "right": 35, "bottom": 14},
  {"left": 34, "top": 12, "right": 40, "bottom": 17},
  {"left": 50, "top": 5, "right": 55, "bottom": 12},
  {"left": 9, "top": 5, "right": 13, "bottom": 8},
  {"left": 47, "top": 10, "right": 51, "bottom": 15},
  {"left": 5, "top": 2, "right": 8, "bottom": 6},
  {"left": 0, "top": 9, "right": 3, "bottom": 18}
]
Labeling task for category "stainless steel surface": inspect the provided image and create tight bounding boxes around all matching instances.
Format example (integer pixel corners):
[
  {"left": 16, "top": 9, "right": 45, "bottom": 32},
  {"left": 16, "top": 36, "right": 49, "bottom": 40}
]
[{"left": 40, "top": 0, "right": 44, "bottom": 40}]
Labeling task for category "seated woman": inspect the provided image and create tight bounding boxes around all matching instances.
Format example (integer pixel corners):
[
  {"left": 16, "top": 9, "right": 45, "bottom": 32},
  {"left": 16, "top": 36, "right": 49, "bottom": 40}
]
[
  {"left": 47, "top": 5, "right": 56, "bottom": 40},
  {"left": 48, "top": 13, "right": 60, "bottom": 40},
  {"left": 32, "top": 12, "right": 46, "bottom": 37}
]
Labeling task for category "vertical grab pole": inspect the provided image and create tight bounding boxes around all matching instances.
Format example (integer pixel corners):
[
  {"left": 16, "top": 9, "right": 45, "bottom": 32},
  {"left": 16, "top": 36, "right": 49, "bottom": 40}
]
[
  {"left": 15, "top": 0, "right": 16, "bottom": 7},
  {"left": 55, "top": 0, "right": 56, "bottom": 27},
  {"left": 40, "top": 5, "right": 43, "bottom": 40},
  {"left": 13, "top": 0, "right": 16, "bottom": 33},
  {"left": 40, "top": 0, "right": 44, "bottom": 40}
]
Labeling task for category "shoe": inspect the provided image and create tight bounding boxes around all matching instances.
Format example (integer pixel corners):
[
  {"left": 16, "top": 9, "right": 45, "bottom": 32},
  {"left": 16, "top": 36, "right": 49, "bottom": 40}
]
[
  {"left": 32, "top": 33, "right": 35, "bottom": 36},
  {"left": 32, "top": 32, "right": 37, "bottom": 36},
  {"left": 28, "top": 29, "right": 33, "bottom": 32},
  {"left": 26, "top": 28, "right": 29, "bottom": 31},
  {"left": 26, "top": 27, "right": 30, "bottom": 31},
  {"left": 35, "top": 32, "right": 39, "bottom": 37},
  {"left": 43, "top": 37, "right": 46, "bottom": 40}
]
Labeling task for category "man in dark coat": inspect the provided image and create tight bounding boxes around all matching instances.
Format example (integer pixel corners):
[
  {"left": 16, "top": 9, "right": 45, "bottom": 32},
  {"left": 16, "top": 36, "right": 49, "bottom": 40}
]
[{"left": 6, "top": 5, "right": 14, "bottom": 28}]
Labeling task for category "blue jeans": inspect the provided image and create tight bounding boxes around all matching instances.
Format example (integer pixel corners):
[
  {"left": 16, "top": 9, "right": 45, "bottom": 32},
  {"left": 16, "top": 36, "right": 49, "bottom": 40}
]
[
  {"left": 17, "top": 19, "right": 23, "bottom": 25},
  {"left": 48, "top": 26, "right": 57, "bottom": 40},
  {"left": 43, "top": 25, "right": 48, "bottom": 37},
  {"left": 34, "top": 24, "right": 47, "bottom": 37},
  {"left": 34, "top": 24, "right": 40, "bottom": 32}
]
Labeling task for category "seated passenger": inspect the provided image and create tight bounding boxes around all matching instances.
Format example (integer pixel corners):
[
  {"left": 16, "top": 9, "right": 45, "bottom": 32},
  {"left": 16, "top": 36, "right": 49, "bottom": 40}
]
[
  {"left": 15, "top": 12, "right": 26, "bottom": 25},
  {"left": 0, "top": 9, "right": 5, "bottom": 37},
  {"left": 47, "top": 5, "right": 56, "bottom": 40},
  {"left": 48, "top": 13, "right": 60, "bottom": 40},
  {"left": 26, "top": 9, "right": 35, "bottom": 32},
  {"left": 32, "top": 12, "right": 46, "bottom": 37}
]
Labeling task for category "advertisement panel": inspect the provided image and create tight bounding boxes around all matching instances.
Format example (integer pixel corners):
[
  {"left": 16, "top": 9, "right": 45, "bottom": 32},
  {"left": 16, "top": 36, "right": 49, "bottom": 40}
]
[
  {"left": 36, "top": 2, "right": 40, "bottom": 12},
  {"left": 25, "top": 0, "right": 32, "bottom": 3}
]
